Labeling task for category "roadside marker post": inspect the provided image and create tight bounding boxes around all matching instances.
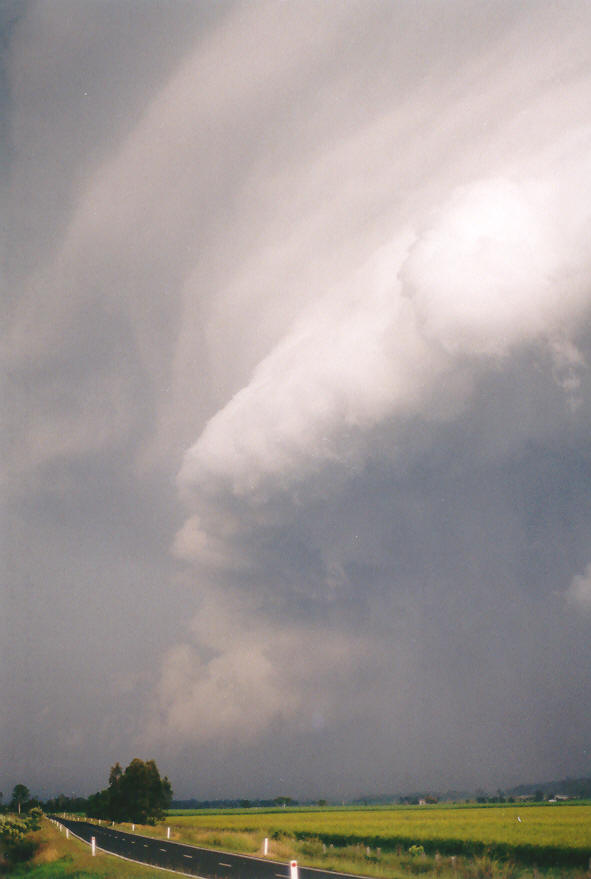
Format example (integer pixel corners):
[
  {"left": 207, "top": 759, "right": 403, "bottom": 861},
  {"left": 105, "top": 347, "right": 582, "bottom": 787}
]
[
  {"left": 91, "top": 837, "right": 96, "bottom": 857},
  {"left": 66, "top": 829, "right": 69, "bottom": 839},
  {"left": 290, "top": 860, "right": 299, "bottom": 879},
  {"left": 264, "top": 837, "right": 269, "bottom": 855},
  {"left": 167, "top": 826, "right": 171, "bottom": 839}
]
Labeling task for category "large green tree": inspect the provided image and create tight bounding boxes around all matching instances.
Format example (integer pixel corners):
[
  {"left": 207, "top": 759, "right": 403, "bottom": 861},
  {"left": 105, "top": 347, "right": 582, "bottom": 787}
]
[{"left": 89, "top": 759, "right": 172, "bottom": 824}]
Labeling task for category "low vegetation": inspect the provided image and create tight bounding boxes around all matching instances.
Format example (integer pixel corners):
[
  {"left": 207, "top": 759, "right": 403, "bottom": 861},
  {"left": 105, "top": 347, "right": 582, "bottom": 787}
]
[
  {"left": 1, "top": 817, "right": 180, "bottom": 878},
  {"left": 101, "top": 802, "right": 591, "bottom": 878},
  {"left": 0, "top": 807, "right": 43, "bottom": 868},
  {"left": 5, "top": 813, "right": 591, "bottom": 879},
  {"left": 161, "top": 802, "right": 591, "bottom": 869},
  {"left": 4, "top": 800, "right": 590, "bottom": 879}
]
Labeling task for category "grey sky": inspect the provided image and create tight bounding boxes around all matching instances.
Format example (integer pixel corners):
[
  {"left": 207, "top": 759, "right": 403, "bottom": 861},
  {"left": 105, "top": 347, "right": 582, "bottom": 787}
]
[{"left": 2, "top": 0, "right": 591, "bottom": 802}]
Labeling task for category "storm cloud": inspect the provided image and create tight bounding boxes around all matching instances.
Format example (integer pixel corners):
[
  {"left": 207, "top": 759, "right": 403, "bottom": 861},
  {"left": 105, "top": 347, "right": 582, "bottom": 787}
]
[{"left": 3, "top": 0, "right": 591, "bottom": 801}]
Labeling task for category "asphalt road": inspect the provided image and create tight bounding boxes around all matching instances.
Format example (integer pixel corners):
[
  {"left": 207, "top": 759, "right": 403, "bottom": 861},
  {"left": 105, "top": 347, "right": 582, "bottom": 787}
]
[{"left": 52, "top": 817, "right": 367, "bottom": 879}]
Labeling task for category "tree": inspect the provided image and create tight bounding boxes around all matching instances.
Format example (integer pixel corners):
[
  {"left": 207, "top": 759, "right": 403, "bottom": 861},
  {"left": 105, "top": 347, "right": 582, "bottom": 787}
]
[
  {"left": 119, "top": 758, "right": 172, "bottom": 824},
  {"left": 273, "top": 796, "right": 296, "bottom": 808},
  {"left": 88, "top": 758, "right": 172, "bottom": 824},
  {"left": 108, "top": 762, "right": 125, "bottom": 822},
  {"left": 86, "top": 788, "right": 109, "bottom": 820},
  {"left": 11, "top": 784, "right": 30, "bottom": 815}
]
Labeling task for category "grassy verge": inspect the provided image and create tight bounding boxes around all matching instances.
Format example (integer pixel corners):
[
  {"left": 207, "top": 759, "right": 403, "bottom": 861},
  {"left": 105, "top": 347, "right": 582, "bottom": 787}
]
[{"left": 1, "top": 818, "right": 183, "bottom": 879}]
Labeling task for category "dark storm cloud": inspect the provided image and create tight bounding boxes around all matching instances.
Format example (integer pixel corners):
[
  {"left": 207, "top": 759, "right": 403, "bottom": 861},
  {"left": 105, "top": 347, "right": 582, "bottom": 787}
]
[{"left": 3, "top": 0, "right": 591, "bottom": 801}]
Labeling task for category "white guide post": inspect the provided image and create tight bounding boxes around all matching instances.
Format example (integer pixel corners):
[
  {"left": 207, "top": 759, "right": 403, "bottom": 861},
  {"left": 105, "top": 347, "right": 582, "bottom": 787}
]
[
  {"left": 132, "top": 824, "right": 135, "bottom": 831},
  {"left": 264, "top": 837, "right": 269, "bottom": 855},
  {"left": 290, "top": 860, "right": 299, "bottom": 879},
  {"left": 167, "top": 826, "right": 171, "bottom": 839},
  {"left": 66, "top": 829, "right": 69, "bottom": 839},
  {"left": 91, "top": 837, "right": 96, "bottom": 857}
]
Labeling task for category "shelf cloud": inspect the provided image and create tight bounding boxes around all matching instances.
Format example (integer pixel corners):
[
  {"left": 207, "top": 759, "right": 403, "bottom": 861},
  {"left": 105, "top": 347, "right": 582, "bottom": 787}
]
[{"left": 4, "top": 0, "right": 591, "bottom": 799}]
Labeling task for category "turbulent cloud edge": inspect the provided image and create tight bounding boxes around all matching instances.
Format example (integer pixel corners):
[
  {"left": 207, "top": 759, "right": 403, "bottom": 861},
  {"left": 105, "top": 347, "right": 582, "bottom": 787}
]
[
  {"left": 143, "top": 592, "right": 379, "bottom": 746},
  {"left": 176, "top": 144, "right": 591, "bottom": 568}
]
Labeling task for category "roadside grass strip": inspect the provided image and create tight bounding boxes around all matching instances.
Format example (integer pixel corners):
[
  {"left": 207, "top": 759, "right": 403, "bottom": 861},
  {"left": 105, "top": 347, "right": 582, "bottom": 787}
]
[{"left": 14, "top": 818, "right": 191, "bottom": 879}]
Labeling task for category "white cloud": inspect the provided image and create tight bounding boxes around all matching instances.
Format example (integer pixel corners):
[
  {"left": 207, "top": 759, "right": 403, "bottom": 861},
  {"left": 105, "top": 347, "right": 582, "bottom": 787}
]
[
  {"left": 146, "top": 590, "right": 375, "bottom": 746},
  {"left": 401, "top": 168, "right": 591, "bottom": 357},
  {"left": 176, "top": 141, "right": 591, "bottom": 570},
  {"left": 177, "top": 234, "right": 443, "bottom": 505}
]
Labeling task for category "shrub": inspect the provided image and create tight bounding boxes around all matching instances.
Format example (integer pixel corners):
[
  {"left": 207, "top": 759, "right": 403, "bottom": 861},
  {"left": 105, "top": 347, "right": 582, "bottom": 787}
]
[{"left": 0, "top": 812, "right": 40, "bottom": 865}]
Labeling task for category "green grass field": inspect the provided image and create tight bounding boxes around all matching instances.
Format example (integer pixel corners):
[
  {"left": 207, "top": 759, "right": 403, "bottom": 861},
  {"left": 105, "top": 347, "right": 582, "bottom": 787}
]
[
  {"left": 170, "top": 802, "right": 591, "bottom": 844},
  {"left": 95, "top": 802, "right": 591, "bottom": 871},
  {"left": 158, "top": 803, "right": 591, "bottom": 868}
]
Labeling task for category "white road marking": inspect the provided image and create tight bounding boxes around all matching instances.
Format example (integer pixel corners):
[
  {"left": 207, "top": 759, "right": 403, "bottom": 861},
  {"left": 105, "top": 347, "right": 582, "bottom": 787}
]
[
  {"left": 219, "top": 863, "right": 232, "bottom": 867},
  {"left": 184, "top": 854, "right": 193, "bottom": 859}
]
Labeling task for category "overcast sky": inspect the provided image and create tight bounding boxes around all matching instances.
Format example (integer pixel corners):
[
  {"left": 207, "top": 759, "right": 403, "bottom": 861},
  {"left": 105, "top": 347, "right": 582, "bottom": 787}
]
[{"left": 3, "top": 0, "right": 591, "bottom": 803}]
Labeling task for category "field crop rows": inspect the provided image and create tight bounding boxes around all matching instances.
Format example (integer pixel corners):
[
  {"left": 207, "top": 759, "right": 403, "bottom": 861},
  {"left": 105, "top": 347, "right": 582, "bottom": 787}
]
[{"left": 165, "top": 804, "right": 591, "bottom": 868}]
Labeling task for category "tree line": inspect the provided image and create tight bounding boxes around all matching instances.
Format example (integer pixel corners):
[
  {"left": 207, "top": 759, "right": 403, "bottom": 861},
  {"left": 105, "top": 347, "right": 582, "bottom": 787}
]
[{"left": 4, "top": 758, "right": 172, "bottom": 826}]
